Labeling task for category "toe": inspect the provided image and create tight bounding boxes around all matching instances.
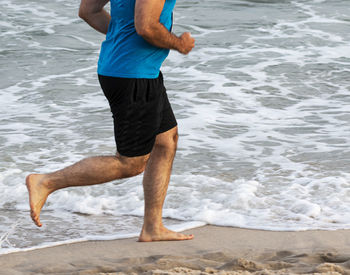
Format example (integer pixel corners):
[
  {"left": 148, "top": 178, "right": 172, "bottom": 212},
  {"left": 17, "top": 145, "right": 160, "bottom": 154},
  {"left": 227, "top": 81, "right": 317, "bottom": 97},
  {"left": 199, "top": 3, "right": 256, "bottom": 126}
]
[
  {"left": 35, "top": 218, "right": 42, "bottom": 227},
  {"left": 183, "top": 234, "right": 194, "bottom": 240},
  {"left": 31, "top": 212, "right": 42, "bottom": 227}
]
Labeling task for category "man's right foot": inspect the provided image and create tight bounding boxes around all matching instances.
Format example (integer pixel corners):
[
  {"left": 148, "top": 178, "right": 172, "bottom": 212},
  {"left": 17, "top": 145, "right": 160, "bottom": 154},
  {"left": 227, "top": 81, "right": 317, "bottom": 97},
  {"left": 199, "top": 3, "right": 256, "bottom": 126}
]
[
  {"left": 25, "top": 174, "right": 51, "bottom": 227},
  {"left": 138, "top": 225, "right": 194, "bottom": 242}
]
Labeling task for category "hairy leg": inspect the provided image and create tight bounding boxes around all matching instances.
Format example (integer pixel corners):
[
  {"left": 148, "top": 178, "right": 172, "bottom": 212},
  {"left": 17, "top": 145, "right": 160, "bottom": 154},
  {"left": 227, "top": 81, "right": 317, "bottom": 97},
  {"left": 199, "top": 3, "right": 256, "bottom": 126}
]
[
  {"left": 26, "top": 154, "right": 149, "bottom": 227},
  {"left": 139, "top": 126, "right": 194, "bottom": 241}
]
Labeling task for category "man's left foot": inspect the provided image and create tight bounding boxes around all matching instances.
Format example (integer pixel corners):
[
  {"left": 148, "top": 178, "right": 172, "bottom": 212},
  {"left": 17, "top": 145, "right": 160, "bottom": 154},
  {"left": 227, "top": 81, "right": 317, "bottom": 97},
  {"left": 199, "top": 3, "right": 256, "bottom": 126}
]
[
  {"left": 26, "top": 174, "right": 51, "bottom": 227},
  {"left": 138, "top": 225, "right": 194, "bottom": 242}
]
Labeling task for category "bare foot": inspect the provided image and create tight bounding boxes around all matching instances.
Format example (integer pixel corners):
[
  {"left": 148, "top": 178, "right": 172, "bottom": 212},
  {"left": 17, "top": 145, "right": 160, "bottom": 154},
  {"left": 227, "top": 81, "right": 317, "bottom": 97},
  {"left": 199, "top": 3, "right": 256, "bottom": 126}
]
[
  {"left": 138, "top": 225, "right": 194, "bottom": 242},
  {"left": 25, "top": 174, "right": 51, "bottom": 227}
]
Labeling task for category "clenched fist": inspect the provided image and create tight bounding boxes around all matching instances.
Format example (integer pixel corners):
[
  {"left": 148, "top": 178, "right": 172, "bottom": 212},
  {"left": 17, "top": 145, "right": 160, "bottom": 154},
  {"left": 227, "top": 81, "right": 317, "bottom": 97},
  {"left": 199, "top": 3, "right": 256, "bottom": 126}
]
[{"left": 177, "top": 32, "right": 195, "bottom": 55}]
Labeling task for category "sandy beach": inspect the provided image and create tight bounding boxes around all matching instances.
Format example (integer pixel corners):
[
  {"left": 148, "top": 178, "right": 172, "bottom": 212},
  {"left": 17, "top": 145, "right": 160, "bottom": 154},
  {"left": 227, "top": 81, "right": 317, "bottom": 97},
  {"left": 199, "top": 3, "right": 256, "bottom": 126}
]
[{"left": 1, "top": 225, "right": 350, "bottom": 274}]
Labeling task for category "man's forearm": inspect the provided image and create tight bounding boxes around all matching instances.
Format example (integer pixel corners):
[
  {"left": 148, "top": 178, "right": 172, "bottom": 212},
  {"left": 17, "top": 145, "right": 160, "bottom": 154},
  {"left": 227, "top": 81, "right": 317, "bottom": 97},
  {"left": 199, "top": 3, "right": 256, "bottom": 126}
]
[
  {"left": 136, "top": 23, "right": 194, "bottom": 55},
  {"left": 137, "top": 22, "right": 182, "bottom": 51},
  {"left": 134, "top": 0, "right": 194, "bottom": 54},
  {"left": 79, "top": 9, "right": 111, "bottom": 34}
]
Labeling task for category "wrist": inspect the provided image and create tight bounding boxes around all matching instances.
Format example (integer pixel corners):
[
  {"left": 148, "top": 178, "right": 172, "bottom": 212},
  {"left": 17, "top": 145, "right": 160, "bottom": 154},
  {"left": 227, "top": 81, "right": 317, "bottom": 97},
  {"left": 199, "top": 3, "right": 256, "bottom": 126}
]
[{"left": 172, "top": 34, "right": 184, "bottom": 52}]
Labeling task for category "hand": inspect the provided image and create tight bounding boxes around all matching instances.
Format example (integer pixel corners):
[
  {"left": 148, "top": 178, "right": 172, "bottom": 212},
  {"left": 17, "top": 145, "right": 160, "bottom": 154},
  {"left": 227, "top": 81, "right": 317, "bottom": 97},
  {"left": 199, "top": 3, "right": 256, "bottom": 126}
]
[{"left": 178, "top": 32, "right": 195, "bottom": 54}]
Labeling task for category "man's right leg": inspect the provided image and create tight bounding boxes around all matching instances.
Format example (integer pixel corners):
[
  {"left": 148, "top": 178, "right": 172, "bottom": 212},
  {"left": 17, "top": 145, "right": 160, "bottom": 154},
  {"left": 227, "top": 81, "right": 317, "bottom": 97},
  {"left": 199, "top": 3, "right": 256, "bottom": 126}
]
[
  {"left": 139, "top": 126, "right": 193, "bottom": 241},
  {"left": 26, "top": 153, "right": 149, "bottom": 227}
]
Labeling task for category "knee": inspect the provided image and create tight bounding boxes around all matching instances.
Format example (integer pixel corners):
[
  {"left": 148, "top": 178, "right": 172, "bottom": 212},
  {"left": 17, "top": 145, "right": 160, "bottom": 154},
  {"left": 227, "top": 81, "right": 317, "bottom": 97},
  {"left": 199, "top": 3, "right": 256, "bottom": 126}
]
[
  {"left": 154, "top": 131, "right": 178, "bottom": 153},
  {"left": 172, "top": 131, "right": 179, "bottom": 145},
  {"left": 167, "top": 130, "right": 178, "bottom": 149},
  {"left": 133, "top": 160, "right": 148, "bottom": 175},
  {"left": 117, "top": 154, "right": 149, "bottom": 177}
]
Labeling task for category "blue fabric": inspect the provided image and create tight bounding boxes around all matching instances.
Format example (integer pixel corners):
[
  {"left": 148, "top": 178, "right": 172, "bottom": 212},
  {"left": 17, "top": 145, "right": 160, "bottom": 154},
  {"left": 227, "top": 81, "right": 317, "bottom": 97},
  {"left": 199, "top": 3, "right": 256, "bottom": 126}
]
[{"left": 98, "top": 0, "right": 176, "bottom": 79}]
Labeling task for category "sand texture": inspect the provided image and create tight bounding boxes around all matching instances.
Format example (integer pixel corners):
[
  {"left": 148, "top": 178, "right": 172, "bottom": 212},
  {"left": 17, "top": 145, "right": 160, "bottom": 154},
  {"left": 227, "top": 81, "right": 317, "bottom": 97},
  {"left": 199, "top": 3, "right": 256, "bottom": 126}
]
[{"left": 1, "top": 225, "right": 350, "bottom": 274}]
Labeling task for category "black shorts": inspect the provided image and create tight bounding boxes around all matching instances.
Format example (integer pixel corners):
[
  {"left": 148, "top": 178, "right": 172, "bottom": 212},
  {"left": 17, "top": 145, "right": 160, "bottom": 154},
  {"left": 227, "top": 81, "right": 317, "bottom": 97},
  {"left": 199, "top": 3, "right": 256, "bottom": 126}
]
[{"left": 98, "top": 72, "right": 177, "bottom": 157}]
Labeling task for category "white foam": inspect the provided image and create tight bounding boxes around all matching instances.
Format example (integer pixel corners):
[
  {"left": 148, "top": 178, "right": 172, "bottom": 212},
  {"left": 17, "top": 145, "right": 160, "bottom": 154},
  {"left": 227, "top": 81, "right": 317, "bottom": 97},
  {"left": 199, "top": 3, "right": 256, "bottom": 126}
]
[{"left": 3, "top": 173, "right": 346, "bottom": 232}]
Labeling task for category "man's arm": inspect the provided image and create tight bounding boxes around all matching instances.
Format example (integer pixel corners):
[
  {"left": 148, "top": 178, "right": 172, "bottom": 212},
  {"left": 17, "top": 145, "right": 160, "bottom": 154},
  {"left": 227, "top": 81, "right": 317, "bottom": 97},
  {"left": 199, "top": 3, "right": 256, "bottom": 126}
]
[
  {"left": 134, "top": 0, "right": 195, "bottom": 55},
  {"left": 79, "top": 0, "right": 111, "bottom": 34}
]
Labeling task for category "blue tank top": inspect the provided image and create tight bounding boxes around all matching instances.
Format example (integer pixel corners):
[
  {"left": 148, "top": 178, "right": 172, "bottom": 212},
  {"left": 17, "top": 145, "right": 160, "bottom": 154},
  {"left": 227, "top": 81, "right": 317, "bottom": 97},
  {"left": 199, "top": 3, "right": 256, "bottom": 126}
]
[{"left": 97, "top": 0, "right": 176, "bottom": 79}]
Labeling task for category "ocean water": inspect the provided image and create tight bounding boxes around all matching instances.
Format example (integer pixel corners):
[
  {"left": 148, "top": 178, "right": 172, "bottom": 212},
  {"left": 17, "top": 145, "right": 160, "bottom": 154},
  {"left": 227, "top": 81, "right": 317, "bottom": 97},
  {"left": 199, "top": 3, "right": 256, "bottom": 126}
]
[{"left": 1, "top": 0, "right": 350, "bottom": 254}]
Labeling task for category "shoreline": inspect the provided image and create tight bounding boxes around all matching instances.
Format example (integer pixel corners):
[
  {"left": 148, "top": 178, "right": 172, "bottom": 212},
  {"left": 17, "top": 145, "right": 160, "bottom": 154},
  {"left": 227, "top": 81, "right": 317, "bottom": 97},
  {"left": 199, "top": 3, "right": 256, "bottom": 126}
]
[
  {"left": 0, "top": 220, "right": 206, "bottom": 256},
  {"left": 1, "top": 225, "right": 350, "bottom": 274}
]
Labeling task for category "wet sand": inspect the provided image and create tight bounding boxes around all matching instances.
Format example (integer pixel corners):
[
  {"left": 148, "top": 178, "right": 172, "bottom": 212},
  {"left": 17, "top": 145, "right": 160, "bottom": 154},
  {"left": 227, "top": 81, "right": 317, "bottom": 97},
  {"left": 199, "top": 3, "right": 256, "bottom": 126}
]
[{"left": 1, "top": 225, "right": 350, "bottom": 274}]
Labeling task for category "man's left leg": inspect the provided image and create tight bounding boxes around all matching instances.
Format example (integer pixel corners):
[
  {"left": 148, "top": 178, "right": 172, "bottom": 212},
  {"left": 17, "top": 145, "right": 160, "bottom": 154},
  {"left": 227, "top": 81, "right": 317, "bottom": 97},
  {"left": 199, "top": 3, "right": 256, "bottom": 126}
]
[{"left": 138, "top": 126, "right": 194, "bottom": 241}]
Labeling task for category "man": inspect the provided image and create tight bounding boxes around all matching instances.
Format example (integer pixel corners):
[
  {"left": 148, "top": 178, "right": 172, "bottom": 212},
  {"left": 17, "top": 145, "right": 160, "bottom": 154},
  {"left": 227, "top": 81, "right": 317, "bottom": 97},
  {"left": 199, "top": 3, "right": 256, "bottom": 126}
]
[{"left": 25, "top": 0, "right": 195, "bottom": 242}]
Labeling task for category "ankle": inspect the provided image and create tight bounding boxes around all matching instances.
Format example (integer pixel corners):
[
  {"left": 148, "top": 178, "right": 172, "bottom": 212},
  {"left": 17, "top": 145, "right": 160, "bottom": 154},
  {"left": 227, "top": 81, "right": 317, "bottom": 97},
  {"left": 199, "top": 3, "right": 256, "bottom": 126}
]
[
  {"left": 38, "top": 175, "right": 57, "bottom": 194},
  {"left": 142, "top": 221, "right": 164, "bottom": 233}
]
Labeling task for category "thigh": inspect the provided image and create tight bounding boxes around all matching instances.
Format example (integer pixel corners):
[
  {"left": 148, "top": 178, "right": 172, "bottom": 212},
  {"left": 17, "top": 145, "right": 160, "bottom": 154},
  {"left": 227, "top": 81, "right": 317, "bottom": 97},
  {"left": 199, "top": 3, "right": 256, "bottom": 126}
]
[
  {"left": 98, "top": 74, "right": 167, "bottom": 157},
  {"left": 158, "top": 88, "right": 177, "bottom": 134}
]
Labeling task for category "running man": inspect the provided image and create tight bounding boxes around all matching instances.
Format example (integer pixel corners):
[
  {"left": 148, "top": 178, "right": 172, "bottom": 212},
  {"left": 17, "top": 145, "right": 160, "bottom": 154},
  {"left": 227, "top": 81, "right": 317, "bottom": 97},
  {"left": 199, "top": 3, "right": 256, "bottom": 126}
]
[{"left": 26, "top": 0, "right": 195, "bottom": 242}]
